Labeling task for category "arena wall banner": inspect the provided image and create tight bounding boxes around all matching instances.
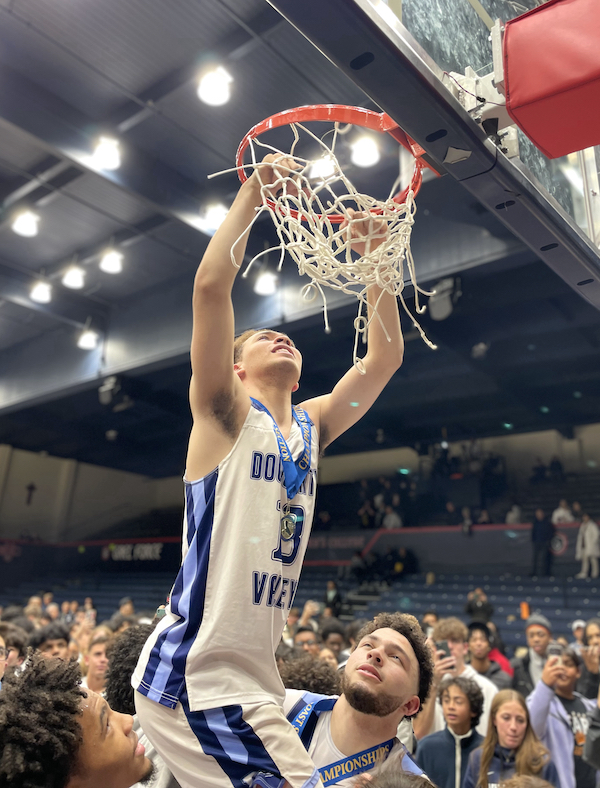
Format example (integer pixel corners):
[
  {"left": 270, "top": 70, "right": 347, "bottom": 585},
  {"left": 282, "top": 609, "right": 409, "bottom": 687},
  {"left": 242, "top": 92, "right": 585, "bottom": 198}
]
[{"left": 0, "top": 522, "right": 581, "bottom": 589}]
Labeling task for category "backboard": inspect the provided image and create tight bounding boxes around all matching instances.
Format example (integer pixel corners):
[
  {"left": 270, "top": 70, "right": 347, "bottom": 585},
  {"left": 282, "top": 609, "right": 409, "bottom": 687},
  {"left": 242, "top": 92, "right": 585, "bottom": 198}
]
[{"left": 266, "top": 0, "right": 600, "bottom": 307}]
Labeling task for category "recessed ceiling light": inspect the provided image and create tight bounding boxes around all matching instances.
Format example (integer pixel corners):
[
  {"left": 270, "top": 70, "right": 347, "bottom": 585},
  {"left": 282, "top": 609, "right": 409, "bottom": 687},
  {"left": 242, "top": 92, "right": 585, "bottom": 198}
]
[
  {"left": 30, "top": 281, "right": 52, "bottom": 303},
  {"left": 12, "top": 210, "right": 40, "bottom": 237},
  {"left": 62, "top": 265, "right": 86, "bottom": 289},
  {"left": 254, "top": 271, "right": 277, "bottom": 296},
  {"left": 99, "top": 250, "right": 123, "bottom": 274},
  {"left": 350, "top": 136, "right": 380, "bottom": 168},
  {"left": 540, "top": 406, "right": 550, "bottom": 414},
  {"left": 77, "top": 329, "right": 99, "bottom": 350},
  {"left": 92, "top": 137, "right": 121, "bottom": 170},
  {"left": 197, "top": 203, "right": 228, "bottom": 236},
  {"left": 197, "top": 66, "right": 233, "bottom": 106},
  {"left": 573, "top": 391, "right": 583, "bottom": 399}
]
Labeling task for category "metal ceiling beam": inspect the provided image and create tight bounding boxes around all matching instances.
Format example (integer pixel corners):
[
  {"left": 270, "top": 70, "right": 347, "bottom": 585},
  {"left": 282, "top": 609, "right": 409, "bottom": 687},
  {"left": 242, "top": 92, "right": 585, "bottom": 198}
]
[
  {"left": 109, "top": 5, "right": 285, "bottom": 133},
  {"left": 0, "top": 260, "right": 108, "bottom": 330},
  {"left": 265, "top": 0, "right": 600, "bottom": 310},
  {"left": 0, "top": 65, "right": 206, "bottom": 231}
]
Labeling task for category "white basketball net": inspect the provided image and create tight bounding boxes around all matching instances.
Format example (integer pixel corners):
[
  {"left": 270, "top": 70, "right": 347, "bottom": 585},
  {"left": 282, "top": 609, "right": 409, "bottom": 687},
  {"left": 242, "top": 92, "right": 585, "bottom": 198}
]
[{"left": 211, "top": 121, "right": 436, "bottom": 371}]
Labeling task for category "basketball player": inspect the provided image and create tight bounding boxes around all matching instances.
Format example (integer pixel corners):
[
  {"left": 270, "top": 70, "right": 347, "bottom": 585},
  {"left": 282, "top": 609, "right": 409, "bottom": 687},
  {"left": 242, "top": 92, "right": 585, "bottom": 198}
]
[
  {"left": 284, "top": 613, "right": 434, "bottom": 787},
  {"left": 133, "top": 154, "right": 404, "bottom": 788}
]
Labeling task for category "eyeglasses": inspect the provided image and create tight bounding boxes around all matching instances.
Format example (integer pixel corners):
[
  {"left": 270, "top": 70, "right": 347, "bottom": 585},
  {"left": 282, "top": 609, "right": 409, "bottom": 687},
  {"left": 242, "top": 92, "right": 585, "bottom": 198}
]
[{"left": 0, "top": 647, "right": 7, "bottom": 660}]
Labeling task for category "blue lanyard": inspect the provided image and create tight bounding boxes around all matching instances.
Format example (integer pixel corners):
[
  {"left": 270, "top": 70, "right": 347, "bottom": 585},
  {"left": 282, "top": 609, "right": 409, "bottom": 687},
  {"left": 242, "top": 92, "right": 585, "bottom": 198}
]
[{"left": 250, "top": 397, "right": 312, "bottom": 500}]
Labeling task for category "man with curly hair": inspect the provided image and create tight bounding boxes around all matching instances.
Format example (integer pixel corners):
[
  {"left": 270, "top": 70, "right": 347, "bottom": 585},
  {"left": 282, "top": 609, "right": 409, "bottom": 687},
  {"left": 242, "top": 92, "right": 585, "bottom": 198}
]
[
  {"left": 281, "top": 612, "right": 434, "bottom": 788},
  {"left": 0, "top": 654, "right": 154, "bottom": 788}
]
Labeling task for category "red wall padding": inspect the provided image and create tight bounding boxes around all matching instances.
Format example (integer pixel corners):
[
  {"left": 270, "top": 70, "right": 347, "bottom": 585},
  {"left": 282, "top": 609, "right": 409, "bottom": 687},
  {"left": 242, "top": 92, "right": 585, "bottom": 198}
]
[{"left": 504, "top": 0, "right": 600, "bottom": 159}]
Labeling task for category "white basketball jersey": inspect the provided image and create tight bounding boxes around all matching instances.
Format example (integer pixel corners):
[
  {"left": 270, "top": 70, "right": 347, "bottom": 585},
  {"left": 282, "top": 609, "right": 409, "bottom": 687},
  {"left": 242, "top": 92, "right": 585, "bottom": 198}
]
[{"left": 133, "top": 401, "right": 319, "bottom": 712}]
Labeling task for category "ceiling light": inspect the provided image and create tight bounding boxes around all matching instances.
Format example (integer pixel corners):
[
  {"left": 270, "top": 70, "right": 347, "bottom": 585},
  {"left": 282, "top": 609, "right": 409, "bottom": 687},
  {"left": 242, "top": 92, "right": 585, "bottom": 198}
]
[
  {"left": 440, "top": 440, "right": 449, "bottom": 449},
  {"left": 197, "top": 66, "right": 233, "bottom": 106},
  {"left": 92, "top": 137, "right": 121, "bottom": 170},
  {"left": 99, "top": 250, "right": 123, "bottom": 274},
  {"left": 30, "top": 281, "right": 52, "bottom": 303},
  {"left": 309, "top": 156, "right": 335, "bottom": 180},
  {"left": 62, "top": 265, "right": 86, "bottom": 289},
  {"left": 197, "top": 203, "right": 229, "bottom": 236},
  {"left": 540, "top": 406, "right": 550, "bottom": 414},
  {"left": 77, "top": 329, "right": 99, "bottom": 350},
  {"left": 254, "top": 271, "right": 277, "bottom": 296},
  {"left": 503, "top": 422, "right": 514, "bottom": 430},
  {"left": 12, "top": 210, "right": 40, "bottom": 237},
  {"left": 351, "top": 136, "right": 380, "bottom": 168},
  {"left": 471, "top": 341, "right": 490, "bottom": 359},
  {"left": 573, "top": 390, "right": 583, "bottom": 399}
]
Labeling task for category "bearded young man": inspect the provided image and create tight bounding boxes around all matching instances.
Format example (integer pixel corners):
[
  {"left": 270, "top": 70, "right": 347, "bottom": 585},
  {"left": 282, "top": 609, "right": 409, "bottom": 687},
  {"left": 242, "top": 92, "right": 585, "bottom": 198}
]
[
  {"left": 133, "top": 154, "right": 405, "bottom": 788},
  {"left": 282, "top": 613, "right": 434, "bottom": 787}
]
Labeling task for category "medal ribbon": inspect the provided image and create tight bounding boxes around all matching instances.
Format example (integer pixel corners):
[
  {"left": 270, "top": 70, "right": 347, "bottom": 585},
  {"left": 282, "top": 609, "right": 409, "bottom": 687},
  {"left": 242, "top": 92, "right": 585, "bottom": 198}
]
[
  {"left": 318, "top": 739, "right": 396, "bottom": 786},
  {"left": 250, "top": 397, "right": 312, "bottom": 500}
]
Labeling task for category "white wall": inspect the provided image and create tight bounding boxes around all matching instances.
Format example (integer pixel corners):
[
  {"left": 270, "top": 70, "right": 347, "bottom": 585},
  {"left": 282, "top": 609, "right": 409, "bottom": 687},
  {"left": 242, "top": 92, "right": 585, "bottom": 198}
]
[{"left": 0, "top": 444, "right": 183, "bottom": 542}]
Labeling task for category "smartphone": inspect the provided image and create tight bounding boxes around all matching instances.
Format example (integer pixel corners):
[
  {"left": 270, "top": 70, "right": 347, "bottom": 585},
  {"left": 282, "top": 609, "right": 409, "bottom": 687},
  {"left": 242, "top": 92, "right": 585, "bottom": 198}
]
[
  {"left": 436, "top": 640, "right": 452, "bottom": 659},
  {"left": 547, "top": 642, "right": 564, "bottom": 664}
]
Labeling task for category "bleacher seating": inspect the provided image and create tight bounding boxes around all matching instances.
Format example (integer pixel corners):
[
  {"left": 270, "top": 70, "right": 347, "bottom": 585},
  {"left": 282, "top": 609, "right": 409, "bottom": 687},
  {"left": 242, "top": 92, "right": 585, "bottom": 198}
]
[{"left": 3, "top": 566, "right": 599, "bottom": 657}]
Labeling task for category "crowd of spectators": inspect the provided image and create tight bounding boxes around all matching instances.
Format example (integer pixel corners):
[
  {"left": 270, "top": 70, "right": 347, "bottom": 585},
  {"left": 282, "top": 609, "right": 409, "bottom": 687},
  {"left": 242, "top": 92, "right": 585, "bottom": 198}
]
[{"left": 4, "top": 577, "right": 600, "bottom": 788}]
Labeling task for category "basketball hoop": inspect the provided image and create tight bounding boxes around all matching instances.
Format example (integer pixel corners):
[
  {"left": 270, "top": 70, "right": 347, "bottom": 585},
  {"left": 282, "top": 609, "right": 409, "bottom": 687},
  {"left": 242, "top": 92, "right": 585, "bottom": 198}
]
[
  {"left": 209, "top": 104, "right": 440, "bottom": 369},
  {"left": 236, "top": 104, "right": 432, "bottom": 222}
]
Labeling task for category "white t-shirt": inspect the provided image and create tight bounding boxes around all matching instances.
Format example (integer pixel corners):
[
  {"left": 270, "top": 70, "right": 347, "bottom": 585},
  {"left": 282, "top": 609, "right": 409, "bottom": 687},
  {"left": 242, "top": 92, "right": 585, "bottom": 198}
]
[
  {"left": 432, "top": 664, "right": 498, "bottom": 736},
  {"left": 283, "top": 689, "right": 424, "bottom": 787}
]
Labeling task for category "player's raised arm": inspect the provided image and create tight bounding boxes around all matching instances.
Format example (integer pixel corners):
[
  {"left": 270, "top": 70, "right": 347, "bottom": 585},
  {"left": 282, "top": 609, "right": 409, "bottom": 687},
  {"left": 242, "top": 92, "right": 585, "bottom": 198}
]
[{"left": 302, "top": 212, "right": 404, "bottom": 448}]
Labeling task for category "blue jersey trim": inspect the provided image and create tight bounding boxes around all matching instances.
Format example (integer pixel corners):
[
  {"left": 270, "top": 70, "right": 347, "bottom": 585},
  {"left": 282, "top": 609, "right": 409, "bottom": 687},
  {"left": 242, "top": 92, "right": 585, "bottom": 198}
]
[{"left": 137, "top": 468, "right": 217, "bottom": 707}]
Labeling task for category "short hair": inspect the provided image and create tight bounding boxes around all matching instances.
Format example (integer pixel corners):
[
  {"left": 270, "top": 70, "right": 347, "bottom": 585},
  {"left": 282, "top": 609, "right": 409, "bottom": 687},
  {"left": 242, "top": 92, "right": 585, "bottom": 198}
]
[
  {"left": 0, "top": 605, "right": 24, "bottom": 622},
  {"left": 278, "top": 653, "right": 341, "bottom": 695},
  {"left": 346, "top": 618, "right": 369, "bottom": 645},
  {"left": 500, "top": 777, "right": 555, "bottom": 788},
  {"left": 562, "top": 647, "right": 582, "bottom": 669},
  {"left": 233, "top": 329, "right": 271, "bottom": 363},
  {"left": 438, "top": 675, "right": 484, "bottom": 728},
  {"left": 28, "top": 622, "right": 70, "bottom": 651},
  {"left": 0, "top": 653, "right": 85, "bottom": 788},
  {"left": 361, "top": 748, "right": 436, "bottom": 788},
  {"left": 321, "top": 620, "right": 347, "bottom": 642},
  {"left": 355, "top": 612, "right": 434, "bottom": 713},
  {"left": 105, "top": 624, "right": 154, "bottom": 715},
  {"left": 294, "top": 626, "right": 321, "bottom": 641},
  {"left": 468, "top": 622, "right": 491, "bottom": 642},
  {"left": 432, "top": 617, "right": 469, "bottom": 644},
  {"left": 0, "top": 623, "right": 27, "bottom": 658}
]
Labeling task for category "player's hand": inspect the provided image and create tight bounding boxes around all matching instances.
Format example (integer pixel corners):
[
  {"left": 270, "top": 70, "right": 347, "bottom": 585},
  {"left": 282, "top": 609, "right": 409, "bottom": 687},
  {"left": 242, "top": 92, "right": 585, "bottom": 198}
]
[
  {"left": 582, "top": 645, "right": 600, "bottom": 675},
  {"left": 253, "top": 153, "right": 302, "bottom": 199},
  {"left": 340, "top": 208, "right": 388, "bottom": 255},
  {"left": 542, "top": 655, "right": 565, "bottom": 687}
]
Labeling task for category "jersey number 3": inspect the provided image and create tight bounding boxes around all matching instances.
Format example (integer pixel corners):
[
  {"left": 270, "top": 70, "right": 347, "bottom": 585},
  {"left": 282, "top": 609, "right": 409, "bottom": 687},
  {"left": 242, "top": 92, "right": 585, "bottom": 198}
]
[{"left": 272, "top": 503, "right": 305, "bottom": 565}]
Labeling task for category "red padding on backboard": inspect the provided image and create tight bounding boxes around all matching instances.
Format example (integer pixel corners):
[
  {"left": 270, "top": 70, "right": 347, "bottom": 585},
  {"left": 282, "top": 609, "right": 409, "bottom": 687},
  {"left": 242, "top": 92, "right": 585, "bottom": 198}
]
[{"left": 504, "top": 0, "right": 600, "bottom": 159}]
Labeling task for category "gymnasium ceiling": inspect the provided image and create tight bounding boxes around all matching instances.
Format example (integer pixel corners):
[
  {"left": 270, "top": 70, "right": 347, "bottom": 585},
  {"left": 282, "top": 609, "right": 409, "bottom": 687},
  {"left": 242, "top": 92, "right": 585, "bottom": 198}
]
[{"left": 0, "top": 0, "right": 600, "bottom": 478}]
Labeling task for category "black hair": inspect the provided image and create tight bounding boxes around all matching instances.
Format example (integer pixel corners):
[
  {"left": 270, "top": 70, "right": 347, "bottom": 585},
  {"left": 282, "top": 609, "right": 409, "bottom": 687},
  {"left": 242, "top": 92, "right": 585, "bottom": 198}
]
[
  {"left": 345, "top": 618, "right": 369, "bottom": 645},
  {"left": 0, "top": 653, "right": 85, "bottom": 788},
  {"left": 28, "top": 622, "right": 70, "bottom": 651},
  {"left": 0, "top": 622, "right": 28, "bottom": 657},
  {"left": 278, "top": 653, "right": 341, "bottom": 695},
  {"left": 104, "top": 624, "right": 154, "bottom": 715},
  {"left": 294, "top": 626, "right": 321, "bottom": 640},
  {"left": 321, "top": 619, "right": 347, "bottom": 641},
  {"left": 562, "top": 647, "right": 582, "bottom": 669},
  {"left": 438, "top": 674, "right": 484, "bottom": 728},
  {"left": 468, "top": 622, "right": 491, "bottom": 642},
  {"left": 356, "top": 612, "right": 434, "bottom": 714}
]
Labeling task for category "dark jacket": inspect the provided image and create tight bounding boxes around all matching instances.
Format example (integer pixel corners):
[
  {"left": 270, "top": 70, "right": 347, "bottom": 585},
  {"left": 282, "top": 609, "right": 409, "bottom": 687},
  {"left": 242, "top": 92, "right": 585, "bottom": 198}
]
[
  {"left": 463, "top": 744, "right": 560, "bottom": 788},
  {"left": 481, "top": 661, "right": 512, "bottom": 690},
  {"left": 416, "top": 727, "right": 483, "bottom": 788},
  {"left": 532, "top": 516, "right": 554, "bottom": 543},
  {"left": 511, "top": 652, "right": 535, "bottom": 698}
]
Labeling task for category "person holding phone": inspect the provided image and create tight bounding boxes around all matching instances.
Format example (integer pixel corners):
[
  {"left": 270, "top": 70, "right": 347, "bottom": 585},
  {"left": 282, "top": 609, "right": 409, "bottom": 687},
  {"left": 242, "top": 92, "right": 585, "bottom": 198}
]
[
  {"left": 413, "top": 618, "right": 497, "bottom": 740},
  {"left": 528, "top": 648, "right": 599, "bottom": 788}
]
